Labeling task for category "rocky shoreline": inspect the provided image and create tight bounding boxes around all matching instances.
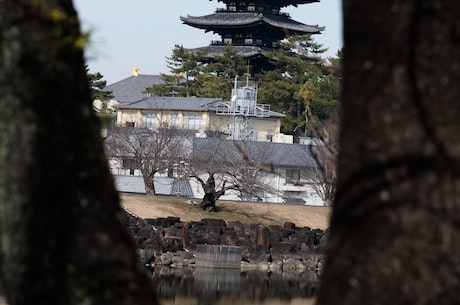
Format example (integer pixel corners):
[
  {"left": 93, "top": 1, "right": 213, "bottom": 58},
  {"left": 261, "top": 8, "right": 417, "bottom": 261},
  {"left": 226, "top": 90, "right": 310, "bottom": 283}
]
[{"left": 123, "top": 208, "right": 328, "bottom": 273}]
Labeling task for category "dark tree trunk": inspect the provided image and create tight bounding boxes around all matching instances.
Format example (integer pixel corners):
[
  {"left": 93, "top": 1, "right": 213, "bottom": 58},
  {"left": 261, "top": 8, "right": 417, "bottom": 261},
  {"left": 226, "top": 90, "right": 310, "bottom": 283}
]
[
  {"left": 200, "top": 174, "right": 218, "bottom": 212},
  {"left": 317, "top": 1, "right": 460, "bottom": 304},
  {"left": 0, "top": 1, "right": 158, "bottom": 305},
  {"left": 201, "top": 192, "right": 218, "bottom": 212},
  {"left": 143, "top": 173, "right": 156, "bottom": 196},
  {"left": 199, "top": 173, "right": 228, "bottom": 212}
]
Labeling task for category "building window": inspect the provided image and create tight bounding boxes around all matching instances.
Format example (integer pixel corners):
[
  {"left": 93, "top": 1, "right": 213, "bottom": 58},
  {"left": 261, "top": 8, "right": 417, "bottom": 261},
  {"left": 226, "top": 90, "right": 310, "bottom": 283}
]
[
  {"left": 224, "top": 38, "right": 233, "bottom": 44},
  {"left": 183, "top": 115, "right": 203, "bottom": 130},
  {"left": 170, "top": 114, "right": 179, "bottom": 127},
  {"left": 286, "top": 168, "right": 301, "bottom": 181},
  {"left": 245, "top": 38, "right": 253, "bottom": 45},
  {"left": 125, "top": 121, "right": 135, "bottom": 127},
  {"left": 122, "top": 158, "right": 136, "bottom": 170},
  {"left": 142, "top": 113, "right": 158, "bottom": 128}
]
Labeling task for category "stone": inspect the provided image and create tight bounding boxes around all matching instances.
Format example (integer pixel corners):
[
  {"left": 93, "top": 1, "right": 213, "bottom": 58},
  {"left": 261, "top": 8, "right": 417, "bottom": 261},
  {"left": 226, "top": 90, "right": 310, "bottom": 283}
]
[
  {"left": 162, "top": 236, "right": 184, "bottom": 252},
  {"left": 272, "top": 241, "right": 295, "bottom": 254},
  {"left": 201, "top": 218, "right": 227, "bottom": 228},
  {"left": 284, "top": 222, "right": 296, "bottom": 230},
  {"left": 255, "top": 225, "right": 270, "bottom": 246},
  {"left": 227, "top": 221, "right": 245, "bottom": 235}
]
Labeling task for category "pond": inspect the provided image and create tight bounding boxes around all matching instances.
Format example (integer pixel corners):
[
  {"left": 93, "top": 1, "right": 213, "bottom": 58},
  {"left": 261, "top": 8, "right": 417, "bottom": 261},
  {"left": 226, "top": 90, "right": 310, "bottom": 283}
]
[{"left": 151, "top": 267, "right": 319, "bottom": 305}]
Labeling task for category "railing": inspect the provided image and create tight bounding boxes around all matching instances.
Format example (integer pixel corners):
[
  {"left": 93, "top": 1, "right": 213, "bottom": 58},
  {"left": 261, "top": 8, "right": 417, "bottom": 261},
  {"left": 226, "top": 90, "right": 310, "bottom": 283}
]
[
  {"left": 215, "top": 7, "right": 290, "bottom": 17},
  {"left": 210, "top": 40, "right": 269, "bottom": 47}
]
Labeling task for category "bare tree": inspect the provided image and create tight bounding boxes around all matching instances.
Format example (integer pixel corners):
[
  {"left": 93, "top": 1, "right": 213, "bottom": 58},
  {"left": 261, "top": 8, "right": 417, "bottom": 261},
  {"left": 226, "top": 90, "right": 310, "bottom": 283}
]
[
  {"left": 307, "top": 111, "right": 339, "bottom": 206},
  {"left": 189, "top": 138, "right": 275, "bottom": 211},
  {"left": 105, "top": 125, "right": 189, "bottom": 196}
]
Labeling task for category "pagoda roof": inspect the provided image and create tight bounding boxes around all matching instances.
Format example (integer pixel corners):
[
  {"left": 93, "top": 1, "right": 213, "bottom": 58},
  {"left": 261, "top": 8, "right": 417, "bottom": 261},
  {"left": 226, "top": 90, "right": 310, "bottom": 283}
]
[
  {"left": 180, "top": 12, "right": 324, "bottom": 34},
  {"left": 214, "top": 0, "right": 320, "bottom": 8}
]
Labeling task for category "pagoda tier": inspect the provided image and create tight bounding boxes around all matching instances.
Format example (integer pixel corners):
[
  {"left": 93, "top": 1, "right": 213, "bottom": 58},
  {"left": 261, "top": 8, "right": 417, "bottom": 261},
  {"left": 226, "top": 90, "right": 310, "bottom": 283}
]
[
  {"left": 180, "top": 0, "right": 323, "bottom": 77},
  {"left": 181, "top": 13, "right": 323, "bottom": 48}
]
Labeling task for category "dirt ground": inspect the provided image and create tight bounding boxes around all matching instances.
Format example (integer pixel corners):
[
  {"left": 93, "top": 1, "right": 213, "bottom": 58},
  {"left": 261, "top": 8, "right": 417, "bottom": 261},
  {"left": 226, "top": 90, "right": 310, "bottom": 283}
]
[{"left": 121, "top": 195, "right": 331, "bottom": 230}]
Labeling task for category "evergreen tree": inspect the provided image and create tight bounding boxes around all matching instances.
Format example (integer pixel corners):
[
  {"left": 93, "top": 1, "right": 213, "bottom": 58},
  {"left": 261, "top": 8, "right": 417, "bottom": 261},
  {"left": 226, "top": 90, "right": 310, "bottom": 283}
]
[
  {"left": 145, "top": 44, "right": 247, "bottom": 99},
  {"left": 257, "top": 35, "right": 341, "bottom": 138},
  {"left": 86, "top": 66, "right": 113, "bottom": 101},
  {"left": 144, "top": 45, "right": 204, "bottom": 97}
]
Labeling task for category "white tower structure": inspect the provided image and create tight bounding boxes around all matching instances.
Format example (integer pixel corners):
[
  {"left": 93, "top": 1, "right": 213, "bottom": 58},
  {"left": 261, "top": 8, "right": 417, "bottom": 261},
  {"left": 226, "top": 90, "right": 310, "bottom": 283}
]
[{"left": 216, "top": 78, "right": 270, "bottom": 140}]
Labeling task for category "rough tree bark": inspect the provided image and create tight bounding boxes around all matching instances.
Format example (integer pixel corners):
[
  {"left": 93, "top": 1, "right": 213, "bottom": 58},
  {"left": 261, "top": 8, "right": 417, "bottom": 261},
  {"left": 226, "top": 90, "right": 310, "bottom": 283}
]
[
  {"left": 0, "top": 1, "right": 158, "bottom": 305},
  {"left": 193, "top": 173, "right": 230, "bottom": 212},
  {"left": 317, "top": 1, "right": 460, "bottom": 304}
]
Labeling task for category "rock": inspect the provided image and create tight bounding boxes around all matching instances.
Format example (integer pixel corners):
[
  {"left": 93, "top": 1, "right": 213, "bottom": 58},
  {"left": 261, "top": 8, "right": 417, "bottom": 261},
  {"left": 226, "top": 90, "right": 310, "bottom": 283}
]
[
  {"left": 123, "top": 211, "right": 328, "bottom": 273},
  {"left": 146, "top": 216, "right": 180, "bottom": 228},
  {"left": 201, "top": 218, "right": 226, "bottom": 228},
  {"left": 163, "top": 225, "right": 180, "bottom": 237},
  {"left": 162, "top": 236, "right": 184, "bottom": 252},
  {"left": 255, "top": 225, "right": 270, "bottom": 246},
  {"left": 284, "top": 222, "right": 296, "bottom": 230},
  {"left": 283, "top": 257, "right": 306, "bottom": 273},
  {"left": 271, "top": 241, "right": 295, "bottom": 254},
  {"left": 227, "top": 221, "right": 245, "bottom": 235},
  {"left": 138, "top": 248, "right": 156, "bottom": 265}
]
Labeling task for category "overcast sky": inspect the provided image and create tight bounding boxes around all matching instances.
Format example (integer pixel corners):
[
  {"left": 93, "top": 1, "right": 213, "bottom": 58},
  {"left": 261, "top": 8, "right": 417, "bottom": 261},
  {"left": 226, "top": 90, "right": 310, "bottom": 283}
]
[{"left": 74, "top": 0, "right": 343, "bottom": 84}]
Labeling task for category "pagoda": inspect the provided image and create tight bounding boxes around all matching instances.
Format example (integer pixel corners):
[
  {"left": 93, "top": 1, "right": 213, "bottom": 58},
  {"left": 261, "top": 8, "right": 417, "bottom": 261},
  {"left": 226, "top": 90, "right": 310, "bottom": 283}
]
[{"left": 180, "top": 0, "right": 324, "bottom": 77}]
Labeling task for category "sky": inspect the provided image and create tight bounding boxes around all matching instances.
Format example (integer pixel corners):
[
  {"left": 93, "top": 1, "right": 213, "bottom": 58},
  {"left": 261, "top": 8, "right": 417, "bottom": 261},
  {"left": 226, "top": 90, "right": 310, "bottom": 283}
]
[{"left": 74, "top": 0, "right": 343, "bottom": 84}]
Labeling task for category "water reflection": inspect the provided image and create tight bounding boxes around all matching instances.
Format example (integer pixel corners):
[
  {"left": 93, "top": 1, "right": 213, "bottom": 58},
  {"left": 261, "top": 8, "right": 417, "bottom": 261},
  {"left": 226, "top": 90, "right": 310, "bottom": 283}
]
[{"left": 151, "top": 267, "right": 319, "bottom": 305}]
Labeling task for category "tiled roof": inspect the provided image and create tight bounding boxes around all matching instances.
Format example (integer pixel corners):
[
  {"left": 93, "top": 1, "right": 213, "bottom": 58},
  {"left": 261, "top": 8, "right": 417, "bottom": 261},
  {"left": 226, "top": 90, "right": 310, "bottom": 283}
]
[
  {"left": 192, "top": 138, "right": 320, "bottom": 168},
  {"left": 171, "top": 179, "right": 194, "bottom": 197},
  {"left": 181, "top": 12, "right": 324, "bottom": 34},
  {"left": 115, "top": 175, "right": 146, "bottom": 194},
  {"left": 114, "top": 175, "right": 178, "bottom": 196},
  {"left": 104, "top": 74, "right": 164, "bottom": 103},
  {"left": 112, "top": 96, "right": 285, "bottom": 118},
  {"left": 113, "top": 96, "right": 222, "bottom": 111}
]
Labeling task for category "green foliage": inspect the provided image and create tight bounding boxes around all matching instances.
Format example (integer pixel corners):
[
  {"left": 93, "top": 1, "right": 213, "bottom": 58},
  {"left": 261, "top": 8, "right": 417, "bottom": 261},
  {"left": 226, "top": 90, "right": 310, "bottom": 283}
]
[
  {"left": 204, "top": 45, "right": 248, "bottom": 80},
  {"left": 145, "top": 73, "right": 186, "bottom": 97},
  {"left": 144, "top": 37, "right": 342, "bottom": 138},
  {"left": 194, "top": 74, "right": 232, "bottom": 99},
  {"left": 86, "top": 66, "right": 113, "bottom": 101},
  {"left": 145, "top": 45, "right": 247, "bottom": 99},
  {"left": 258, "top": 35, "right": 342, "bottom": 136}
]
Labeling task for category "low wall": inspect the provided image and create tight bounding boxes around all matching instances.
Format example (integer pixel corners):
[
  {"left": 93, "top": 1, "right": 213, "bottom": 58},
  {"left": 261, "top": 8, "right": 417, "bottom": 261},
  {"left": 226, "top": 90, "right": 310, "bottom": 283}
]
[{"left": 195, "top": 245, "right": 241, "bottom": 269}]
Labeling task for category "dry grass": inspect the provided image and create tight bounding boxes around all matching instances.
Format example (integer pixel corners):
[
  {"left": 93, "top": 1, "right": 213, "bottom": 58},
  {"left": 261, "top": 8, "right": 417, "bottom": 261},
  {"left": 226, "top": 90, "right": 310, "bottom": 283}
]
[{"left": 121, "top": 195, "right": 331, "bottom": 230}]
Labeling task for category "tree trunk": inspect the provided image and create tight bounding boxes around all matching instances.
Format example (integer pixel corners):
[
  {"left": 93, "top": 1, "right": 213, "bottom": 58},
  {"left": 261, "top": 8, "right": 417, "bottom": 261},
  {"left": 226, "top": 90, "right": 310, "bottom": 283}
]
[
  {"left": 201, "top": 192, "right": 217, "bottom": 212},
  {"left": 317, "top": 1, "right": 460, "bottom": 304},
  {"left": 0, "top": 1, "right": 158, "bottom": 305},
  {"left": 200, "top": 174, "right": 219, "bottom": 212},
  {"left": 143, "top": 173, "right": 156, "bottom": 196}
]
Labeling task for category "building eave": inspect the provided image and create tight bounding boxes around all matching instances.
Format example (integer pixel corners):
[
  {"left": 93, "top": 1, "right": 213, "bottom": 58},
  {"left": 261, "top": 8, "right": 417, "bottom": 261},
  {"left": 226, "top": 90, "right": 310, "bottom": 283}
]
[{"left": 180, "top": 13, "right": 324, "bottom": 34}]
